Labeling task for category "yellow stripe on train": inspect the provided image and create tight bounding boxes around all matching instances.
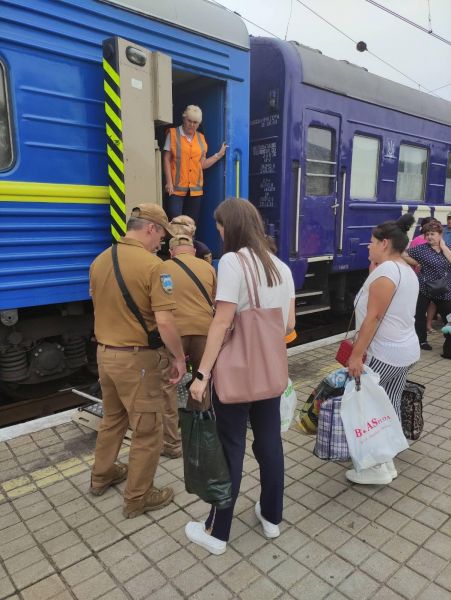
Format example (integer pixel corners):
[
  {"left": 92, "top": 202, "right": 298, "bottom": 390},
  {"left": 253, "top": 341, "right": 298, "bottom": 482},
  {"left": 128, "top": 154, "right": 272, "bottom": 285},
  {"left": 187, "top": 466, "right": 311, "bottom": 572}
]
[{"left": 0, "top": 181, "right": 109, "bottom": 204}]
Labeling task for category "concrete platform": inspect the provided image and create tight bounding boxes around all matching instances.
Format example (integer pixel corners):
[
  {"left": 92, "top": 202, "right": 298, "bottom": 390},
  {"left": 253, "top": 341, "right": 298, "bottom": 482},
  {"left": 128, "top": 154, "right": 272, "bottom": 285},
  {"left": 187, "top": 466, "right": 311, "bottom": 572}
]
[{"left": 0, "top": 331, "right": 450, "bottom": 600}]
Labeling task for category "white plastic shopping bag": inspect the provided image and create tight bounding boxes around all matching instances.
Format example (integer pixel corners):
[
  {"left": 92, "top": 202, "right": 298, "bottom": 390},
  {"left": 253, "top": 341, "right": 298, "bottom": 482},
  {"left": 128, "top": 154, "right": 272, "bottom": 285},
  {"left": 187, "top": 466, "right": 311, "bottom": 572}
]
[
  {"left": 280, "top": 379, "right": 297, "bottom": 432},
  {"left": 340, "top": 366, "right": 408, "bottom": 471}
]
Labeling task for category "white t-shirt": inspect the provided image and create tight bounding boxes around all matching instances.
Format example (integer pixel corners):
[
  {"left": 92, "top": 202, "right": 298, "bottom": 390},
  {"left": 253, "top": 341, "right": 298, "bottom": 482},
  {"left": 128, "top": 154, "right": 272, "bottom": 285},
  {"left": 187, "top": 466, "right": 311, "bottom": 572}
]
[
  {"left": 163, "top": 126, "right": 193, "bottom": 151},
  {"left": 355, "top": 260, "right": 420, "bottom": 367},
  {"left": 216, "top": 248, "right": 295, "bottom": 329}
]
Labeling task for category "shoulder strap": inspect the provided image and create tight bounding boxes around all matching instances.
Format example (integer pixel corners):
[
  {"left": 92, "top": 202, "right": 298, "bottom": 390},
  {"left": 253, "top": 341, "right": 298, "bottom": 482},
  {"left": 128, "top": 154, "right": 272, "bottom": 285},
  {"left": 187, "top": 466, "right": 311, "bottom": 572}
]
[
  {"left": 236, "top": 251, "right": 260, "bottom": 309},
  {"left": 111, "top": 244, "right": 150, "bottom": 336},
  {"left": 171, "top": 257, "right": 213, "bottom": 307},
  {"left": 349, "top": 261, "right": 402, "bottom": 342},
  {"left": 367, "top": 261, "right": 402, "bottom": 344}
]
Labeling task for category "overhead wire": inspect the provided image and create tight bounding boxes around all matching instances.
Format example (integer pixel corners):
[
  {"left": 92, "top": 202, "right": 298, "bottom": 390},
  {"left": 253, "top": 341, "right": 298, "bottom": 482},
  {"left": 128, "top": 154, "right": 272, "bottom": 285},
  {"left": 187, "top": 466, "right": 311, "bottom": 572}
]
[
  {"left": 294, "top": 0, "right": 442, "bottom": 97},
  {"left": 365, "top": 0, "right": 451, "bottom": 47},
  {"left": 210, "top": 0, "right": 446, "bottom": 98},
  {"left": 285, "top": 0, "right": 294, "bottom": 41}
]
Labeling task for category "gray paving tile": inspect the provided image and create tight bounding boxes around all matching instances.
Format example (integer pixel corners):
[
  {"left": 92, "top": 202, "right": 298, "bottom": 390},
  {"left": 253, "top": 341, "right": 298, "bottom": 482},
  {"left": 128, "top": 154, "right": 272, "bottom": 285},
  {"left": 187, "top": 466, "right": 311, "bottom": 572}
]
[
  {"left": 338, "top": 570, "right": 379, "bottom": 600},
  {"left": 387, "top": 566, "right": 429, "bottom": 599}
]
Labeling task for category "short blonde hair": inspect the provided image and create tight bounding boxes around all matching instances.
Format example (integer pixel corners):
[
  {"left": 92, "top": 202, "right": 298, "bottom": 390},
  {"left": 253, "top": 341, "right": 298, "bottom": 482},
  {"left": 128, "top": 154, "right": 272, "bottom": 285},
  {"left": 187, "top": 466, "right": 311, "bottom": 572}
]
[
  {"left": 170, "top": 215, "right": 196, "bottom": 237},
  {"left": 182, "top": 105, "right": 202, "bottom": 123}
]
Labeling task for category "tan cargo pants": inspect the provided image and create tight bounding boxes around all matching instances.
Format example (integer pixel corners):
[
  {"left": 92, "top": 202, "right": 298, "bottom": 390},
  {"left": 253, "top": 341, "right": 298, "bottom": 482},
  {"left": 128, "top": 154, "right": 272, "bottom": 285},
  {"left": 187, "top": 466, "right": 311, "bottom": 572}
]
[{"left": 91, "top": 346, "right": 167, "bottom": 502}]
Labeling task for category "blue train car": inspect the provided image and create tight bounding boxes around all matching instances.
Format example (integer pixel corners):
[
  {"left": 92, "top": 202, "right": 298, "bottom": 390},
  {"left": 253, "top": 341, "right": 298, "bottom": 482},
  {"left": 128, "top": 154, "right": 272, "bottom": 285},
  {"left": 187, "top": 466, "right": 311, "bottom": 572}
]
[
  {"left": 250, "top": 38, "right": 451, "bottom": 315},
  {"left": 0, "top": 0, "right": 249, "bottom": 389}
]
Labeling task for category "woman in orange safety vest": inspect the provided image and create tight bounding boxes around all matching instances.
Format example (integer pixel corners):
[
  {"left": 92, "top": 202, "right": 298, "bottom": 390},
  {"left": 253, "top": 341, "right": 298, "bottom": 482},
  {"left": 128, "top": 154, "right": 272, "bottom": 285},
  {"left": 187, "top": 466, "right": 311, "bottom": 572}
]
[{"left": 163, "top": 105, "right": 227, "bottom": 222}]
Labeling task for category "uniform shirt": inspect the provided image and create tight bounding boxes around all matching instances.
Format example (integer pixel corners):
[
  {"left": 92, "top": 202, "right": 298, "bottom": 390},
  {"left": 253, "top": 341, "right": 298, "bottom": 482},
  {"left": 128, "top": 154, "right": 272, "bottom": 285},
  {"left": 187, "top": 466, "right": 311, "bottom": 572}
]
[
  {"left": 355, "top": 261, "right": 420, "bottom": 367},
  {"left": 216, "top": 248, "right": 295, "bottom": 329},
  {"left": 407, "top": 243, "right": 451, "bottom": 300},
  {"left": 444, "top": 228, "right": 451, "bottom": 247},
  {"left": 163, "top": 252, "right": 216, "bottom": 336},
  {"left": 90, "top": 237, "right": 175, "bottom": 346}
]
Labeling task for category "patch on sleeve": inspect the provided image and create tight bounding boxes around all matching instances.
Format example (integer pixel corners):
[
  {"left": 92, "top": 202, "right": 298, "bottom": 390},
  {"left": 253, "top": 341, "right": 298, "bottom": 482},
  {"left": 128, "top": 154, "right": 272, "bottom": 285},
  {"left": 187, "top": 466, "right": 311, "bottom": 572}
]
[{"left": 160, "top": 273, "right": 173, "bottom": 294}]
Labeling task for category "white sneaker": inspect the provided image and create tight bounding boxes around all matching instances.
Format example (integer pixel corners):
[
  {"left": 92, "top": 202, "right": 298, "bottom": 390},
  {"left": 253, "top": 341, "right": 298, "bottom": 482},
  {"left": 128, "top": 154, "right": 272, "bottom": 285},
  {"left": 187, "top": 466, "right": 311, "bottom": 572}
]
[
  {"left": 185, "top": 521, "right": 226, "bottom": 555},
  {"left": 345, "top": 463, "right": 392, "bottom": 485},
  {"left": 255, "top": 502, "right": 280, "bottom": 539},
  {"left": 385, "top": 460, "right": 398, "bottom": 479}
]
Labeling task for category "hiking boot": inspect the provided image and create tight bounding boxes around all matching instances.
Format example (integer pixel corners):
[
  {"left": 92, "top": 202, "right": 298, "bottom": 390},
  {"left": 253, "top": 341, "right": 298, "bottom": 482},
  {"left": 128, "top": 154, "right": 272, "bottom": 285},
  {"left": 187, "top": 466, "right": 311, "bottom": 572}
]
[
  {"left": 160, "top": 447, "right": 182, "bottom": 459},
  {"left": 122, "top": 486, "right": 174, "bottom": 519},
  {"left": 89, "top": 462, "right": 128, "bottom": 496}
]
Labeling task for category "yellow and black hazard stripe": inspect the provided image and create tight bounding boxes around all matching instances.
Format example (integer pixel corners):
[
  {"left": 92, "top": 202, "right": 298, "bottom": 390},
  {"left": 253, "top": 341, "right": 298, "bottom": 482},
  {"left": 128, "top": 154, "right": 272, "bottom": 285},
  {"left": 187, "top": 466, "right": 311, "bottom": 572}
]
[{"left": 102, "top": 43, "right": 126, "bottom": 241}]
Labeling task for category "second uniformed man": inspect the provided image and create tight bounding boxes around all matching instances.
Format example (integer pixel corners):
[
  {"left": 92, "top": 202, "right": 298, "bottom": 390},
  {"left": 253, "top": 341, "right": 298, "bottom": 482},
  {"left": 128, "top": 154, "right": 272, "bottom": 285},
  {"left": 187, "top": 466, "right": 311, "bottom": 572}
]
[{"left": 162, "top": 234, "right": 216, "bottom": 429}]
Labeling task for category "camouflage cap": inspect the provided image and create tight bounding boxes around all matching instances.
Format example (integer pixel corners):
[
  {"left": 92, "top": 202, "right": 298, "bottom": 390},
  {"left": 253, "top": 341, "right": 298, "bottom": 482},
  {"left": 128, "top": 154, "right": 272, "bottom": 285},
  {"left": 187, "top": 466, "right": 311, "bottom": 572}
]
[{"left": 169, "top": 234, "right": 194, "bottom": 249}]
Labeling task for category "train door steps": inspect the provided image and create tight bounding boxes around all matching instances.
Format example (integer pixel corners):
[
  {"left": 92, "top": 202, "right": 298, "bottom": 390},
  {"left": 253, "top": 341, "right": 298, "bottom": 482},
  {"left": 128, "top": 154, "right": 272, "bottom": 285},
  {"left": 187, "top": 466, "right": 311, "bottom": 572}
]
[
  {"left": 295, "top": 302, "right": 331, "bottom": 316},
  {"left": 71, "top": 372, "right": 192, "bottom": 433},
  {"left": 72, "top": 402, "right": 133, "bottom": 440}
]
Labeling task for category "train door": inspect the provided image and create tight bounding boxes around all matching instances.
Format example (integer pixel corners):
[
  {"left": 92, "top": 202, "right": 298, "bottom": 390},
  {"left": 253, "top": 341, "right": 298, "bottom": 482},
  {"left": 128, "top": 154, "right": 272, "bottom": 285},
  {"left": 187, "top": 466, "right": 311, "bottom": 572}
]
[
  {"left": 300, "top": 110, "right": 340, "bottom": 257},
  {"left": 168, "top": 74, "right": 226, "bottom": 255}
]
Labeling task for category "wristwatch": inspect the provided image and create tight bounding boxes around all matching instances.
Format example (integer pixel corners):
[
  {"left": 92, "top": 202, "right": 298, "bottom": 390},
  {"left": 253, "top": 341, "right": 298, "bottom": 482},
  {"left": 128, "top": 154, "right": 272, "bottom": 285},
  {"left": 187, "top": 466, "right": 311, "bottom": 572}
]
[{"left": 195, "top": 371, "right": 209, "bottom": 381}]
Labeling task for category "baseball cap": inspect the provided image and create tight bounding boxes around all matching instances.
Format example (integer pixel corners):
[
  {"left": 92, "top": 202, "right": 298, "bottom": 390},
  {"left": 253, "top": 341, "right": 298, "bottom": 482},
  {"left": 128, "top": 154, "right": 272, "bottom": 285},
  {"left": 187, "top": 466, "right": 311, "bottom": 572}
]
[
  {"left": 169, "top": 234, "right": 194, "bottom": 249},
  {"left": 170, "top": 215, "right": 196, "bottom": 237},
  {"left": 131, "top": 204, "right": 176, "bottom": 235}
]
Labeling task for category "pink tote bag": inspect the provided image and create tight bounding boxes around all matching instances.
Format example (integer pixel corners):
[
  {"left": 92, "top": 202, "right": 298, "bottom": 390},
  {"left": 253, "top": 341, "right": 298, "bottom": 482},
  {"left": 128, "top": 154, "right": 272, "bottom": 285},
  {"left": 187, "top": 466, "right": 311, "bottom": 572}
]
[{"left": 212, "top": 252, "right": 288, "bottom": 404}]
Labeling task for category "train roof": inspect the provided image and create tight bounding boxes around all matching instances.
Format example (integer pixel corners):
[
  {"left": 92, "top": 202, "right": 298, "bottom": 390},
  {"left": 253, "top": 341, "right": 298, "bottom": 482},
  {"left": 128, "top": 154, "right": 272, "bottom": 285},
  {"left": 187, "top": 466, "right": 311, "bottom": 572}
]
[
  {"left": 291, "top": 41, "right": 451, "bottom": 127},
  {"left": 98, "top": 0, "right": 250, "bottom": 49}
]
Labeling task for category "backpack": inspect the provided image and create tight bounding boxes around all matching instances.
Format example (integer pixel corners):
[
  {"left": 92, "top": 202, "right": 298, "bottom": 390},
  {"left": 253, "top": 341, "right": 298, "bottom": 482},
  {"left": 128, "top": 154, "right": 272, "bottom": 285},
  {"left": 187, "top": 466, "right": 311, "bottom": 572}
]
[{"left": 400, "top": 380, "right": 425, "bottom": 440}]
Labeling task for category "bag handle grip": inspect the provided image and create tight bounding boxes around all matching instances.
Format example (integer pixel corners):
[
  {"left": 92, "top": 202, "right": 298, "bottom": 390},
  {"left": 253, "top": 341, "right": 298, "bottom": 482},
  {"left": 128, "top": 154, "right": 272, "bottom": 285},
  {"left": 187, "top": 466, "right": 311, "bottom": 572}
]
[{"left": 236, "top": 251, "right": 261, "bottom": 309}]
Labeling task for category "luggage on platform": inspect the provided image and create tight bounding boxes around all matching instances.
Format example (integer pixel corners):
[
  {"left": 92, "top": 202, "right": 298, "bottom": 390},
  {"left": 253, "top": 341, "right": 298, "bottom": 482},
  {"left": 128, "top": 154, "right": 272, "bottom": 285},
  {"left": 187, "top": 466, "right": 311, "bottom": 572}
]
[{"left": 400, "top": 380, "right": 425, "bottom": 441}]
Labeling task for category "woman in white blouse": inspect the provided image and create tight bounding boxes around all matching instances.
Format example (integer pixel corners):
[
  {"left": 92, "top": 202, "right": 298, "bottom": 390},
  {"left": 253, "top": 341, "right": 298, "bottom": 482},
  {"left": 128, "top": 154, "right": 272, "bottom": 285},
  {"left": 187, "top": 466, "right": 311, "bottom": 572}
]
[{"left": 185, "top": 198, "right": 295, "bottom": 555}]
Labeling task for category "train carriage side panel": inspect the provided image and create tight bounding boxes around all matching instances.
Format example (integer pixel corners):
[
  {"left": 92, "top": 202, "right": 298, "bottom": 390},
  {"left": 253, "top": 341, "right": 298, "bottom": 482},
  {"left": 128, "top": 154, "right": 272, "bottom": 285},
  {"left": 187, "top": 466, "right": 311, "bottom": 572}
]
[
  {"left": 251, "top": 38, "right": 451, "bottom": 313},
  {"left": 0, "top": 0, "right": 250, "bottom": 387},
  {"left": 249, "top": 38, "right": 308, "bottom": 291}
]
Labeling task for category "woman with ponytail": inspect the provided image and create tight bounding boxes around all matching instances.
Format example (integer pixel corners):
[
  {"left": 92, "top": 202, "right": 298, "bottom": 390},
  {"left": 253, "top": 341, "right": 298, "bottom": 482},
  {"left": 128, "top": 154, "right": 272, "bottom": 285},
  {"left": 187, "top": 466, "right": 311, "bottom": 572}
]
[{"left": 346, "top": 213, "right": 420, "bottom": 485}]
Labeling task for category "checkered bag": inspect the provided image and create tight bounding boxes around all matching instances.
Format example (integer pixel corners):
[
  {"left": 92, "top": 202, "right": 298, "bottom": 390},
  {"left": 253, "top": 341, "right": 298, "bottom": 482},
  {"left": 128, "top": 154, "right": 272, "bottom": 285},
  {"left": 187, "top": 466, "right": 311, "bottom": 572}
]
[
  {"left": 314, "top": 395, "right": 350, "bottom": 461},
  {"left": 177, "top": 372, "right": 193, "bottom": 408}
]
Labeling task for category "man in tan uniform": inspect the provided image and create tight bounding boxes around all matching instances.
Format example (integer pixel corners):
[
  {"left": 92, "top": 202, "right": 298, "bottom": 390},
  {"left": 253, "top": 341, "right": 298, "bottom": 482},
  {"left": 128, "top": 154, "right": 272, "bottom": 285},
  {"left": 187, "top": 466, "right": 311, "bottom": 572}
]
[
  {"left": 89, "top": 204, "right": 186, "bottom": 518},
  {"left": 161, "top": 235, "right": 216, "bottom": 452}
]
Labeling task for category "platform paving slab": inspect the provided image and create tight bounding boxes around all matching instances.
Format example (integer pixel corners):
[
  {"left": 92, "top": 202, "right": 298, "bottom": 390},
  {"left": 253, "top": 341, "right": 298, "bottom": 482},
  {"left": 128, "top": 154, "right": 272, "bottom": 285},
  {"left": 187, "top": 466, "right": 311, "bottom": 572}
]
[{"left": 0, "top": 330, "right": 450, "bottom": 599}]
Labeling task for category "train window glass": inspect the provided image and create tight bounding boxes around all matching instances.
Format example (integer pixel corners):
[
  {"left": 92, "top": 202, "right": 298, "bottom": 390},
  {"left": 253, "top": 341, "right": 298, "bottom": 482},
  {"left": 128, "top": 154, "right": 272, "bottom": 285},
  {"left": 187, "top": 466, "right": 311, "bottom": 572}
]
[
  {"left": 396, "top": 145, "right": 427, "bottom": 202},
  {"left": 306, "top": 127, "right": 336, "bottom": 196},
  {"left": 445, "top": 154, "right": 451, "bottom": 204},
  {"left": 0, "top": 61, "right": 13, "bottom": 171},
  {"left": 350, "top": 136, "right": 380, "bottom": 199}
]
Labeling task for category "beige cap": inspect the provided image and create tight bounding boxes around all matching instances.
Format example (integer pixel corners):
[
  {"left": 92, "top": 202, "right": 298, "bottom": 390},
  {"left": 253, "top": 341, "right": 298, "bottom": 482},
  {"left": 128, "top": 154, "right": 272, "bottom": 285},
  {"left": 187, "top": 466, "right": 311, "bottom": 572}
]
[
  {"left": 169, "top": 234, "right": 194, "bottom": 249},
  {"left": 131, "top": 204, "right": 176, "bottom": 235}
]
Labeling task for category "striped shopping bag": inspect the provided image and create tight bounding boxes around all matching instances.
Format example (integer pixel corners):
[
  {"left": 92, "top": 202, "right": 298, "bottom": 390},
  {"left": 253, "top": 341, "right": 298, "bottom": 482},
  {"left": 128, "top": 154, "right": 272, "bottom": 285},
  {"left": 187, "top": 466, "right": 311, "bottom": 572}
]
[{"left": 314, "top": 395, "right": 350, "bottom": 461}]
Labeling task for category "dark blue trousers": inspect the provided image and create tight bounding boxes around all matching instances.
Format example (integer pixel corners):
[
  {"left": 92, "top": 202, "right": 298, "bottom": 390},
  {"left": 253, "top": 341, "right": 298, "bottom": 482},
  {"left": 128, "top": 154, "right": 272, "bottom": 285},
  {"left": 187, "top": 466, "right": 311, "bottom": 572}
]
[
  {"left": 205, "top": 388, "right": 284, "bottom": 542},
  {"left": 163, "top": 193, "right": 202, "bottom": 223}
]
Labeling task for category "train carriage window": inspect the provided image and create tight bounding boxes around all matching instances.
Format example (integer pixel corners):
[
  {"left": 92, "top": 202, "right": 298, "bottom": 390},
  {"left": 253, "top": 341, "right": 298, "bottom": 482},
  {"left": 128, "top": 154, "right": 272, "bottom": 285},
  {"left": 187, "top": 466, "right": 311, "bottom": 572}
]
[
  {"left": 0, "top": 60, "right": 13, "bottom": 171},
  {"left": 396, "top": 144, "right": 428, "bottom": 202},
  {"left": 445, "top": 153, "right": 451, "bottom": 204},
  {"left": 306, "top": 127, "right": 336, "bottom": 196},
  {"left": 350, "top": 136, "right": 380, "bottom": 199}
]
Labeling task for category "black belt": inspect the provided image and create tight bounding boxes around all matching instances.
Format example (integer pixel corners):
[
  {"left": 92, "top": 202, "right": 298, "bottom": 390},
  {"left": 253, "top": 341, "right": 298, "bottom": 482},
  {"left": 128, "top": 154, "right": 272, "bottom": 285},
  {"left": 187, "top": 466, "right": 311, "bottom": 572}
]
[{"left": 100, "top": 345, "right": 152, "bottom": 352}]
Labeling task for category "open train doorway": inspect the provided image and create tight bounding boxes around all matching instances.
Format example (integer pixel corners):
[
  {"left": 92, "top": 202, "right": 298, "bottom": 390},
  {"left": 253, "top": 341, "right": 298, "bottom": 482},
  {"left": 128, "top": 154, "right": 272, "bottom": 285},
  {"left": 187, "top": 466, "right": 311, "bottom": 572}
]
[{"left": 156, "top": 69, "right": 226, "bottom": 258}]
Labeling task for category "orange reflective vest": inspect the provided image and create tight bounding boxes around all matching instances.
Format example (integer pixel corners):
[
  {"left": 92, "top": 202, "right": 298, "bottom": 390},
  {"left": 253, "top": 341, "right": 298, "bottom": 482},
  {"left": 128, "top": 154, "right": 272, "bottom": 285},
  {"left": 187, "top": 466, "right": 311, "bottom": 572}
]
[{"left": 169, "top": 127, "right": 207, "bottom": 197}]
